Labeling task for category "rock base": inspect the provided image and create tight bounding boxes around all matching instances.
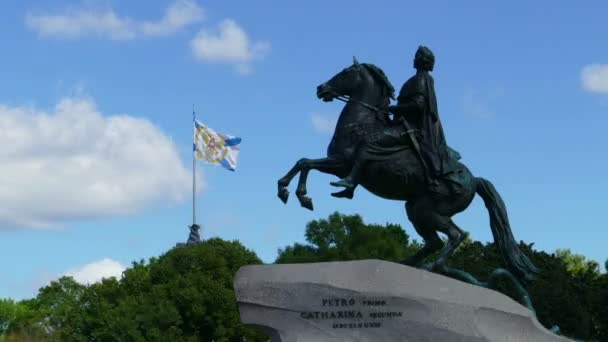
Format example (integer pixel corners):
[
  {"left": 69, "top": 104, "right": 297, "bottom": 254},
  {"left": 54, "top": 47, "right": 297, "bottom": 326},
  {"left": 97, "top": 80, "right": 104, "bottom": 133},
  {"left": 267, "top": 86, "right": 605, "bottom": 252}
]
[{"left": 234, "top": 260, "right": 571, "bottom": 342}]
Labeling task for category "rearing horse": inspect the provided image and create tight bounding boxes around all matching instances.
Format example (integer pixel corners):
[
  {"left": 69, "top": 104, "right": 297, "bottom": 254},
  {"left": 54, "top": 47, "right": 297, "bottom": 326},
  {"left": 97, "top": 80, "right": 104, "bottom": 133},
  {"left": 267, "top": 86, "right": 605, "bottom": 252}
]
[{"left": 277, "top": 58, "right": 539, "bottom": 283}]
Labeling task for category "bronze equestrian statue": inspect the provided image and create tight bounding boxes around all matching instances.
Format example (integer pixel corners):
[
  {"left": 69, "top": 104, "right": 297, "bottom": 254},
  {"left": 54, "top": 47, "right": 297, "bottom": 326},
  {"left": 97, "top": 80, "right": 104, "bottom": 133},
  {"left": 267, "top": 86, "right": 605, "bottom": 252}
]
[
  {"left": 276, "top": 46, "right": 539, "bottom": 286},
  {"left": 330, "top": 46, "right": 460, "bottom": 199}
]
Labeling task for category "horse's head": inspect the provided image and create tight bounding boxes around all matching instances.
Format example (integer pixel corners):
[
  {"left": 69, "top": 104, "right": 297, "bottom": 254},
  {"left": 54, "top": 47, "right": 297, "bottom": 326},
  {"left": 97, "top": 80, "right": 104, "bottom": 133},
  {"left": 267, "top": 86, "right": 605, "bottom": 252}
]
[
  {"left": 316, "top": 56, "right": 365, "bottom": 102},
  {"left": 316, "top": 57, "right": 395, "bottom": 106}
]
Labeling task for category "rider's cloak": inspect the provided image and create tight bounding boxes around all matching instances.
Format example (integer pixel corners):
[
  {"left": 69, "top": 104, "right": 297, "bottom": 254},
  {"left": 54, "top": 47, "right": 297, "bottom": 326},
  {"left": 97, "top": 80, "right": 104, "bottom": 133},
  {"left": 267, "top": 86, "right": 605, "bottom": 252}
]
[{"left": 395, "top": 71, "right": 453, "bottom": 176}]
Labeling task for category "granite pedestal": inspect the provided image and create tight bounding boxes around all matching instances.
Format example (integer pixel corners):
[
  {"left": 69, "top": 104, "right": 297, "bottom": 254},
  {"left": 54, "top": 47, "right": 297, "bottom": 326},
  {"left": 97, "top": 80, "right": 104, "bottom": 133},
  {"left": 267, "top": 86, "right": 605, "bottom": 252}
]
[{"left": 234, "top": 260, "right": 571, "bottom": 342}]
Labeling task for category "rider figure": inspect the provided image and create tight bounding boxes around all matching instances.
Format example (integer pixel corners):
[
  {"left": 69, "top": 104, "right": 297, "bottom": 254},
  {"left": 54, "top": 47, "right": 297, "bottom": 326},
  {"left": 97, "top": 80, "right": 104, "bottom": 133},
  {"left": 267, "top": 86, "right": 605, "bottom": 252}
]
[{"left": 331, "top": 46, "right": 452, "bottom": 198}]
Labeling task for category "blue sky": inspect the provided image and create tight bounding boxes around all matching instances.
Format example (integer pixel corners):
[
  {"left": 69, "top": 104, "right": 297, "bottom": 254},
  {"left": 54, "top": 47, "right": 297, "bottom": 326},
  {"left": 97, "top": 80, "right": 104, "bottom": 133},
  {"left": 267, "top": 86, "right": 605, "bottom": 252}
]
[{"left": 1, "top": 0, "right": 607, "bottom": 299}]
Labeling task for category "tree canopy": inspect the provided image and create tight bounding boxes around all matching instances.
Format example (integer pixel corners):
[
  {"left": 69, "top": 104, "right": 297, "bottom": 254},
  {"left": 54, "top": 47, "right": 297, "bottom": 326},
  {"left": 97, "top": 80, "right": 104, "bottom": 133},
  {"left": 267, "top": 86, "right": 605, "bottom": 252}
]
[
  {"left": 1, "top": 212, "right": 605, "bottom": 341},
  {"left": 276, "top": 212, "right": 420, "bottom": 264},
  {"left": 1, "top": 239, "right": 269, "bottom": 342}
]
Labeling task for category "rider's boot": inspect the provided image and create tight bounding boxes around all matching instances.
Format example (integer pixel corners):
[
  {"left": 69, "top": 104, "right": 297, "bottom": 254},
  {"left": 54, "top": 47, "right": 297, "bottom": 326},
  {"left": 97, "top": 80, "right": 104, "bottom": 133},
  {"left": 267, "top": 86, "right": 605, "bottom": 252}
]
[
  {"left": 331, "top": 188, "right": 354, "bottom": 199},
  {"left": 330, "top": 177, "right": 356, "bottom": 190},
  {"left": 330, "top": 154, "right": 365, "bottom": 198}
]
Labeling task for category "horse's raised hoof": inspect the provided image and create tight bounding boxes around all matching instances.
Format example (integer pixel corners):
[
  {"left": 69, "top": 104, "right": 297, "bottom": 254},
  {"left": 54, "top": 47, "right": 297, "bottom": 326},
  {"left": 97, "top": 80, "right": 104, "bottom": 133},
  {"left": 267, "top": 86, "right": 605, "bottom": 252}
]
[
  {"left": 298, "top": 196, "right": 314, "bottom": 211},
  {"left": 278, "top": 187, "right": 289, "bottom": 204},
  {"left": 331, "top": 189, "right": 354, "bottom": 199}
]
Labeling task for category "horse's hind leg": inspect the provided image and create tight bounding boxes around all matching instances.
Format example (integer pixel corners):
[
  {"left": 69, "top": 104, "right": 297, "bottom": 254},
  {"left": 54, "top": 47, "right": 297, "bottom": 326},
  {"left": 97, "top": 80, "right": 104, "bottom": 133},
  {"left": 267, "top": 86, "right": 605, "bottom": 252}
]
[
  {"left": 401, "top": 198, "right": 468, "bottom": 271},
  {"left": 433, "top": 220, "right": 468, "bottom": 271},
  {"left": 401, "top": 201, "right": 445, "bottom": 266},
  {"left": 401, "top": 227, "right": 444, "bottom": 267}
]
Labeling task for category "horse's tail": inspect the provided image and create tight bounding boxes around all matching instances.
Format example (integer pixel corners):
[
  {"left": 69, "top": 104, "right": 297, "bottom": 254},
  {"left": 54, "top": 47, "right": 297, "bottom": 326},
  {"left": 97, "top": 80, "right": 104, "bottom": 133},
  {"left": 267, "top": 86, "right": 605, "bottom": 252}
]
[{"left": 475, "top": 177, "right": 540, "bottom": 283}]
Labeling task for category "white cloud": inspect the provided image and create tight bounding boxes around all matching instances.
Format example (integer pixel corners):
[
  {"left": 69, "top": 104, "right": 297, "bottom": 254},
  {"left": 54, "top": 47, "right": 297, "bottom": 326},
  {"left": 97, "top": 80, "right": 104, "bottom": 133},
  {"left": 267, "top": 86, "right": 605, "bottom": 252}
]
[
  {"left": 581, "top": 64, "right": 608, "bottom": 94},
  {"left": 461, "top": 88, "right": 503, "bottom": 119},
  {"left": 65, "top": 258, "right": 126, "bottom": 285},
  {"left": 26, "top": 8, "right": 135, "bottom": 40},
  {"left": 0, "top": 97, "right": 192, "bottom": 229},
  {"left": 25, "top": 0, "right": 203, "bottom": 40},
  {"left": 191, "top": 19, "right": 270, "bottom": 75},
  {"left": 311, "top": 112, "right": 337, "bottom": 135},
  {"left": 140, "top": 0, "right": 204, "bottom": 37},
  {"left": 24, "top": 259, "right": 125, "bottom": 297}
]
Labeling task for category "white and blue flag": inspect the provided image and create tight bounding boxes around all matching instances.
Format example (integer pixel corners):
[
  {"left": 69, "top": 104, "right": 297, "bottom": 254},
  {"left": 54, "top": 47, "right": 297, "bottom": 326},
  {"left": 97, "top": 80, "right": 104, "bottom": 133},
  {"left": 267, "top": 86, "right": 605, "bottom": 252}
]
[{"left": 193, "top": 119, "right": 241, "bottom": 171}]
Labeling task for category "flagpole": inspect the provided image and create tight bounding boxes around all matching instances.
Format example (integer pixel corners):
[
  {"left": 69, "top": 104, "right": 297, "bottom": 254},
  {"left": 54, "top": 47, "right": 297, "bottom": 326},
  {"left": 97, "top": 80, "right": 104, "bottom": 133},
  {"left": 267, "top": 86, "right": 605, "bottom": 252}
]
[
  {"left": 192, "top": 109, "right": 196, "bottom": 226},
  {"left": 175, "top": 107, "right": 202, "bottom": 248}
]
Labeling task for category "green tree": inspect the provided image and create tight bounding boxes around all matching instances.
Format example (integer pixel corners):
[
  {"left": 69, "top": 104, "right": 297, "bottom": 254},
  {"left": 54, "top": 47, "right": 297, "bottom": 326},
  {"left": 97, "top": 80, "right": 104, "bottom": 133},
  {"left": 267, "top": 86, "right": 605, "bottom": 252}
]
[
  {"left": 0, "top": 238, "right": 269, "bottom": 342},
  {"left": 592, "top": 272, "right": 608, "bottom": 340},
  {"left": 0, "top": 299, "right": 18, "bottom": 334},
  {"left": 555, "top": 248, "right": 600, "bottom": 276},
  {"left": 0, "top": 277, "right": 86, "bottom": 341},
  {"left": 0, "top": 299, "right": 33, "bottom": 338},
  {"left": 34, "top": 276, "right": 87, "bottom": 334},
  {"left": 276, "top": 212, "right": 418, "bottom": 264},
  {"left": 0, "top": 298, "right": 50, "bottom": 341},
  {"left": 60, "top": 238, "right": 268, "bottom": 342}
]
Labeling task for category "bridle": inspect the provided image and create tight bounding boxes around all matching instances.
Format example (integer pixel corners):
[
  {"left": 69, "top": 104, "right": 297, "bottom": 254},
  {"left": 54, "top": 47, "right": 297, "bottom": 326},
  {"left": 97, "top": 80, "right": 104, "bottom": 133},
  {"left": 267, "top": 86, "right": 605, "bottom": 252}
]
[{"left": 326, "top": 88, "right": 390, "bottom": 115}]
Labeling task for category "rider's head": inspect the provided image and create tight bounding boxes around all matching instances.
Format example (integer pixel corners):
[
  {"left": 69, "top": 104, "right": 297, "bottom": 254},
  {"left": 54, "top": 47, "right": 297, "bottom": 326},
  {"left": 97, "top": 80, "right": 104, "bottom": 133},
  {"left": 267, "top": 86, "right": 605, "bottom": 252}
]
[{"left": 414, "top": 46, "right": 435, "bottom": 72}]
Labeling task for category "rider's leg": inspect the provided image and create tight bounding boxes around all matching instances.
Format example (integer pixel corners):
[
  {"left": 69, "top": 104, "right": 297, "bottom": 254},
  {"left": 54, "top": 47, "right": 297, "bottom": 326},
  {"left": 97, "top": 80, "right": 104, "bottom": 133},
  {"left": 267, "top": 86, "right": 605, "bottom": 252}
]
[
  {"left": 330, "top": 156, "right": 364, "bottom": 199},
  {"left": 418, "top": 144, "right": 441, "bottom": 188},
  {"left": 330, "top": 140, "right": 368, "bottom": 191},
  {"left": 330, "top": 132, "right": 401, "bottom": 195}
]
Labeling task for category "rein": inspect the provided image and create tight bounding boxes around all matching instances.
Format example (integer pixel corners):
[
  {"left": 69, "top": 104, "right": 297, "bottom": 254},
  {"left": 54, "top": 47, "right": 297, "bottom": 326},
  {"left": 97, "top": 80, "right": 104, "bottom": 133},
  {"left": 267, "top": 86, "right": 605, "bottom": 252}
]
[
  {"left": 327, "top": 89, "right": 393, "bottom": 127},
  {"left": 328, "top": 90, "right": 389, "bottom": 115},
  {"left": 327, "top": 89, "right": 415, "bottom": 133}
]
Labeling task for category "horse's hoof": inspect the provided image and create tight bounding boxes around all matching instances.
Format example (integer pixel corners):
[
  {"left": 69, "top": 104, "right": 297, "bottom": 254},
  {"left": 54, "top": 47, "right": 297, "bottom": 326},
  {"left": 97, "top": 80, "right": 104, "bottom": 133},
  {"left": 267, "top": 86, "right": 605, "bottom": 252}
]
[
  {"left": 299, "top": 196, "right": 314, "bottom": 211},
  {"left": 278, "top": 188, "right": 289, "bottom": 204}
]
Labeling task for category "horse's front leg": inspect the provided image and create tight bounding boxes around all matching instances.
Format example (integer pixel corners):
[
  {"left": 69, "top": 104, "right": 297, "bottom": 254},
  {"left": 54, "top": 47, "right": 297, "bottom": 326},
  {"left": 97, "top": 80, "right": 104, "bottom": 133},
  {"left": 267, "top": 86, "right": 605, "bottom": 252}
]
[
  {"left": 277, "top": 158, "right": 311, "bottom": 204},
  {"left": 294, "top": 157, "right": 344, "bottom": 210}
]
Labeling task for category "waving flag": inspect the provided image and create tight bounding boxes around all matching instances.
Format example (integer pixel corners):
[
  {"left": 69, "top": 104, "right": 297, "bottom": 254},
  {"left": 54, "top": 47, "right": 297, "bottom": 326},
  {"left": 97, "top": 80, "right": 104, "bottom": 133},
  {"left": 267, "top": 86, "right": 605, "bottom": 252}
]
[{"left": 193, "top": 119, "right": 241, "bottom": 171}]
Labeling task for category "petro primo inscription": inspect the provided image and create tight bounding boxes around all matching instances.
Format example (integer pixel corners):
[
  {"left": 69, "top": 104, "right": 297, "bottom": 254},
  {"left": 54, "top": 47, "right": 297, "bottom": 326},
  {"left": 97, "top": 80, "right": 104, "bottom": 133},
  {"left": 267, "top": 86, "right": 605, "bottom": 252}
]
[{"left": 299, "top": 297, "right": 403, "bottom": 329}]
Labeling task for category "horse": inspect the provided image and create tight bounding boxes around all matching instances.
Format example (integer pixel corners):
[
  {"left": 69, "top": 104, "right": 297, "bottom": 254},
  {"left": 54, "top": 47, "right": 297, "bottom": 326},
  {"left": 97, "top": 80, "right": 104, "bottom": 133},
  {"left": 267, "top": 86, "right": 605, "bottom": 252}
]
[{"left": 276, "top": 57, "right": 539, "bottom": 283}]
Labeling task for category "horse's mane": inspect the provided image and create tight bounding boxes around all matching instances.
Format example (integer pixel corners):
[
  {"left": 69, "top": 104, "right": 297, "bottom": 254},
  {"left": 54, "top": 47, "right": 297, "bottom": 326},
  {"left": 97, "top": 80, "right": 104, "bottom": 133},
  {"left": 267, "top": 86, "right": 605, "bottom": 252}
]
[{"left": 362, "top": 63, "right": 395, "bottom": 100}]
